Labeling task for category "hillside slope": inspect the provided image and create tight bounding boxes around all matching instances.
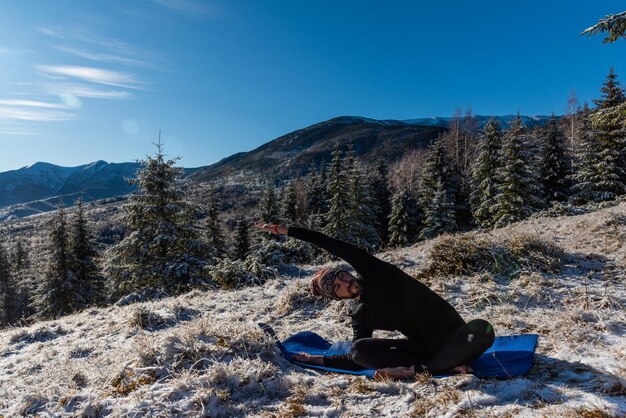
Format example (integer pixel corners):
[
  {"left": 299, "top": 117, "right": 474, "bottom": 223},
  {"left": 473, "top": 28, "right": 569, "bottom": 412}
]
[
  {"left": 0, "top": 202, "right": 624, "bottom": 417},
  {"left": 190, "top": 117, "right": 446, "bottom": 183}
]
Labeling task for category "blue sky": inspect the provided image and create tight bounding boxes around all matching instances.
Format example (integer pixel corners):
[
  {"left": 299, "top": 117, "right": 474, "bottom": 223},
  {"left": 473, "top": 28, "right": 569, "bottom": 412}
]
[{"left": 0, "top": 0, "right": 625, "bottom": 172}]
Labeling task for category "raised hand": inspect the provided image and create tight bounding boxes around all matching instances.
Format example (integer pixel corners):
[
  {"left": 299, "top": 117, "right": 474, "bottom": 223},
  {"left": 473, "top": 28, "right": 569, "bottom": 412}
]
[{"left": 254, "top": 223, "right": 288, "bottom": 235}]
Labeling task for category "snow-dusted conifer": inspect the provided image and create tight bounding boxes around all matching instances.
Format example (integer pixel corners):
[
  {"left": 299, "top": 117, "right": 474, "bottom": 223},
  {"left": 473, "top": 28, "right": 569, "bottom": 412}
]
[
  {"left": 280, "top": 181, "right": 299, "bottom": 224},
  {"left": 233, "top": 214, "right": 251, "bottom": 260},
  {"left": 69, "top": 198, "right": 105, "bottom": 307},
  {"left": 590, "top": 103, "right": 626, "bottom": 197},
  {"left": 418, "top": 139, "right": 457, "bottom": 239},
  {"left": 492, "top": 116, "right": 544, "bottom": 228},
  {"left": 370, "top": 160, "right": 392, "bottom": 247},
  {"left": 33, "top": 203, "right": 74, "bottom": 318},
  {"left": 583, "top": 11, "right": 626, "bottom": 43},
  {"left": 345, "top": 144, "right": 380, "bottom": 250},
  {"left": 323, "top": 144, "right": 351, "bottom": 241},
  {"left": 106, "top": 140, "right": 212, "bottom": 298},
  {"left": 571, "top": 104, "right": 604, "bottom": 202},
  {"left": 593, "top": 68, "right": 626, "bottom": 109},
  {"left": 470, "top": 118, "right": 502, "bottom": 228},
  {"left": 204, "top": 183, "right": 227, "bottom": 258},
  {"left": 306, "top": 164, "right": 328, "bottom": 231},
  {"left": 258, "top": 183, "right": 281, "bottom": 243},
  {"left": 571, "top": 71, "right": 626, "bottom": 203},
  {"left": 260, "top": 184, "right": 280, "bottom": 224},
  {"left": 11, "top": 238, "right": 33, "bottom": 320},
  {"left": 0, "top": 243, "right": 18, "bottom": 325},
  {"left": 589, "top": 69, "right": 626, "bottom": 196},
  {"left": 388, "top": 188, "right": 411, "bottom": 247},
  {"left": 539, "top": 115, "right": 570, "bottom": 203}
]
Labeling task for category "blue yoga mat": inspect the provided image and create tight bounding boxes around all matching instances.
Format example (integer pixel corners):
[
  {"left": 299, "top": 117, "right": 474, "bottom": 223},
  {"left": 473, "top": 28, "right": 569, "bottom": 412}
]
[{"left": 259, "top": 323, "right": 538, "bottom": 379}]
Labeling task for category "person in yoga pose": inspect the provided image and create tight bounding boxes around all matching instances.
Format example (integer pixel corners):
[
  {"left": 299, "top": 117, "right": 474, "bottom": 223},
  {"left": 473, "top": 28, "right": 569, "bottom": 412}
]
[{"left": 256, "top": 223, "right": 495, "bottom": 380}]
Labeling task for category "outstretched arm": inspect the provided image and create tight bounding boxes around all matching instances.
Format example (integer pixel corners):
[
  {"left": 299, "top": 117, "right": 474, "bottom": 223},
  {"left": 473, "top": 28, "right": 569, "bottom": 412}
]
[{"left": 255, "top": 224, "right": 379, "bottom": 273}]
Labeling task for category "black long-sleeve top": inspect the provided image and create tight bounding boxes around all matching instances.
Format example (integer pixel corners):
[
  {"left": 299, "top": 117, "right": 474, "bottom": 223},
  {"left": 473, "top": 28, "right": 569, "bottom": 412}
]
[{"left": 288, "top": 226, "right": 466, "bottom": 343}]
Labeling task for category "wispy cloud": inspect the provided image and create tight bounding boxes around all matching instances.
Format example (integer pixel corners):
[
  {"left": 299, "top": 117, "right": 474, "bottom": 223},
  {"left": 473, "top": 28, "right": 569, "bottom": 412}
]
[
  {"left": 38, "top": 65, "right": 140, "bottom": 89},
  {"left": 52, "top": 45, "right": 149, "bottom": 68},
  {"left": 150, "top": 0, "right": 215, "bottom": 17},
  {"left": 0, "top": 128, "right": 39, "bottom": 137},
  {"left": 39, "top": 27, "right": 138, "bottom": 57},
  {"left": 44, "top": 83, "right": 132, "bottom": 100},
  {"left": 0, "top": 99, "right": 68, "bottom": 109},
  {"left": 0, "top": 107, "right": 75, "bottom": 122}
]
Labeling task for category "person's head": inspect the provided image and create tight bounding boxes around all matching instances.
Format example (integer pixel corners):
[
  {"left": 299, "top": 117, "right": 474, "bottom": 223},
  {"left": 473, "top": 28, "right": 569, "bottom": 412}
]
[{"left": 311, "top": 268, "right": 363, "bottom": 300}]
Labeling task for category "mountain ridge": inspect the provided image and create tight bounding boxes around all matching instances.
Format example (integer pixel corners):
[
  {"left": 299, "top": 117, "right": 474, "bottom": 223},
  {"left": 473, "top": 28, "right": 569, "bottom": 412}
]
[{"left": 0, "top": 114, "right": 556, "bottom": 221}]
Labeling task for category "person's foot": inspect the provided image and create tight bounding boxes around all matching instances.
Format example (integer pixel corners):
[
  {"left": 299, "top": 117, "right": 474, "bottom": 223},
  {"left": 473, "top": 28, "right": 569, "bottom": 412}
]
[
  {"left": 291, "top": 352, "right": 324, "bottom": 366},
  {"left": 447, "top": 364, "right": 473, "bottom": 374},
  {"left": 373, "top": 365, "right": 416, "bottom": 381}
]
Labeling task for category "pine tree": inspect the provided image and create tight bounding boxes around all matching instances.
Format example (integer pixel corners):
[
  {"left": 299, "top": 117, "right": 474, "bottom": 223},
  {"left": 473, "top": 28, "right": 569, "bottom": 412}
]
[
  {"left": 106, "top": 140, "right": 212, "bottom": 298},
  {"left": 69, "top": 198, "right": 105, "bottom": 307},
  {"left": 418, "top": 139, "right": 457, "bottom": 240},
  {"left": 306, "top": 164, "right": 329, "bottom": 231},
  {"left": 370, "top": 160, "right": 392, "bottom": 247},
  {"left": 571, "top": 104, "right": 604, "bottom": 202},
  {"left": 345, "top": 144, "right": 380, "bottom": 250},
  {"left": 260, "top": 184, "right": 280, "bottom": 224},
  {"left": 233, "top": 214, "right": 251, "bottom": 260},
  {"left": 205, "top": 183, "right": 227, "bottom": 258},
  {"left": 591, "top": 69, "right": 626, "bottom": 196},
  {"left": 280, "top": 181, "right": 299, "bottom": 224},
  {"left": 11, "top": 238, "right": 33, "bottom": 321},
  {"left": 388, "top": 188, "right": 411, "bottom": 247},
  {"left": 539, "top": 115, "right": 570, "bottom": 203},
  {"left": 571, "top": 71, "right": 626, "bottom": 202},
  {"left": 33, "top": 203, "right": 74, "bottom": 318},
  {"left": 492, "top": 116, "right": 545, "bottom": 228},
  {"left": 323, "top": 144, "right": 351, "bottom": 242},
  {"left": 583, "top": 11, "right": 626, "bottom": 43},
  {"left": 470, "top": 118, "right": 503, "bottom": 228},
  {"left": 0, "top": 243, "right": 19, "bottom": 325},
  {"left": 593, "top": 68, "right": 626, "bottom": 109},
  {"left": 590, "top": 103, "right": 626, "bottom": 198}
]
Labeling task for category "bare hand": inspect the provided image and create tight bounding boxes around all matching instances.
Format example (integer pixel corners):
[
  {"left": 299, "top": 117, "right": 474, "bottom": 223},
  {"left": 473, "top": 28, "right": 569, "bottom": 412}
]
[
  {"left": 291, "top": 352, "right": 324, "bottom": 365},
  {"left": 254, "top": 223, "right": 288, "bottom": 235}
]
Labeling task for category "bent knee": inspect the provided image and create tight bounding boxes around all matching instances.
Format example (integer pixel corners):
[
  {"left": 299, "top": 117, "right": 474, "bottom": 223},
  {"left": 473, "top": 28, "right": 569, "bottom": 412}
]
[
  {"left": 351, "top": 338, "right": 368, "bottom": 363},
  {"left": 467, "top": 319, "right": 495, "bottom": 347}
]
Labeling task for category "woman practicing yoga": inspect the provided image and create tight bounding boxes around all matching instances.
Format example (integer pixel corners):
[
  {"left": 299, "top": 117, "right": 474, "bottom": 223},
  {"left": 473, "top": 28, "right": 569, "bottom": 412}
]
[{"left": 256, "top": 223, "right": 495, "bottom": 381}]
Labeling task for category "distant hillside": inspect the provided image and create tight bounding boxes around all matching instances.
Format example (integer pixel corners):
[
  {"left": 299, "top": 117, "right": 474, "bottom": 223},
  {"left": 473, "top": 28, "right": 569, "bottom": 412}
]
[
  {"left": 0, "top": 161, "right": 201, "bottom": 222},
  {"left": 403, "top": 114, "right": 555, "bottom": 129},
  {"left": 0, "top": 114, "right": 555, "bottom": 222},
  {"left": 190, "top": 116, "right": 447, "bottom": 183},
  {"left": 190, "top": 114, "right": 555, "bottom": 184}
]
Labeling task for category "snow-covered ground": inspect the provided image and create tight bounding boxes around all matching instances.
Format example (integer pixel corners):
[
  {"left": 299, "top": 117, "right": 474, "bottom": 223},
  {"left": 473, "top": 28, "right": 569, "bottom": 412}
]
[{"left": 0, "top": 203, "right": 624, "bottom": 417}]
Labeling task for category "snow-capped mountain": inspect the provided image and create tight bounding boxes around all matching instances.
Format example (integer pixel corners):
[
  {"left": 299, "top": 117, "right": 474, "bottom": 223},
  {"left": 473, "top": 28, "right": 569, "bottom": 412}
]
[
  {"left": 403, "top": 114, "right": 554, "bottom": 129},
  {"left": 0, "top": 161, "right": 143, "bottom": 221},
  {"left": 0, "top": 160, "right": 140, "bottom": 209}
]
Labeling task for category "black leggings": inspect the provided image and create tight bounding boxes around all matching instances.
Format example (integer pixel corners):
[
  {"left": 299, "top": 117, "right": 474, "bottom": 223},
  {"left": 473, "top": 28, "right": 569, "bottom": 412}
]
[{"left": 324, "top": 319, "right": 495, "bottom": 374}]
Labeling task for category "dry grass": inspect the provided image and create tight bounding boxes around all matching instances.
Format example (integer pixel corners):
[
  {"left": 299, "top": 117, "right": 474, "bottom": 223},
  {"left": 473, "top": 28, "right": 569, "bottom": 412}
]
[
  {"left": 573, "top": 408, "right": 615, "bottom": 418},
  {"left": 278, "top": 388, "right": 307, "bottom": 417},
  {"left": 274, "top": 280, "right": 323, "bottom": 316},
  {"left": 128, "top": 306, "right": 166, "bottom": 330},
  {"left": 108, "top": 368, "right": 158, "bottom": 396},
  {"left": 422, "top": 233, "right": 565, "bottom": 280},
  {"left": 348, "top": 377, "right": 373, "bottom": 394}
]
